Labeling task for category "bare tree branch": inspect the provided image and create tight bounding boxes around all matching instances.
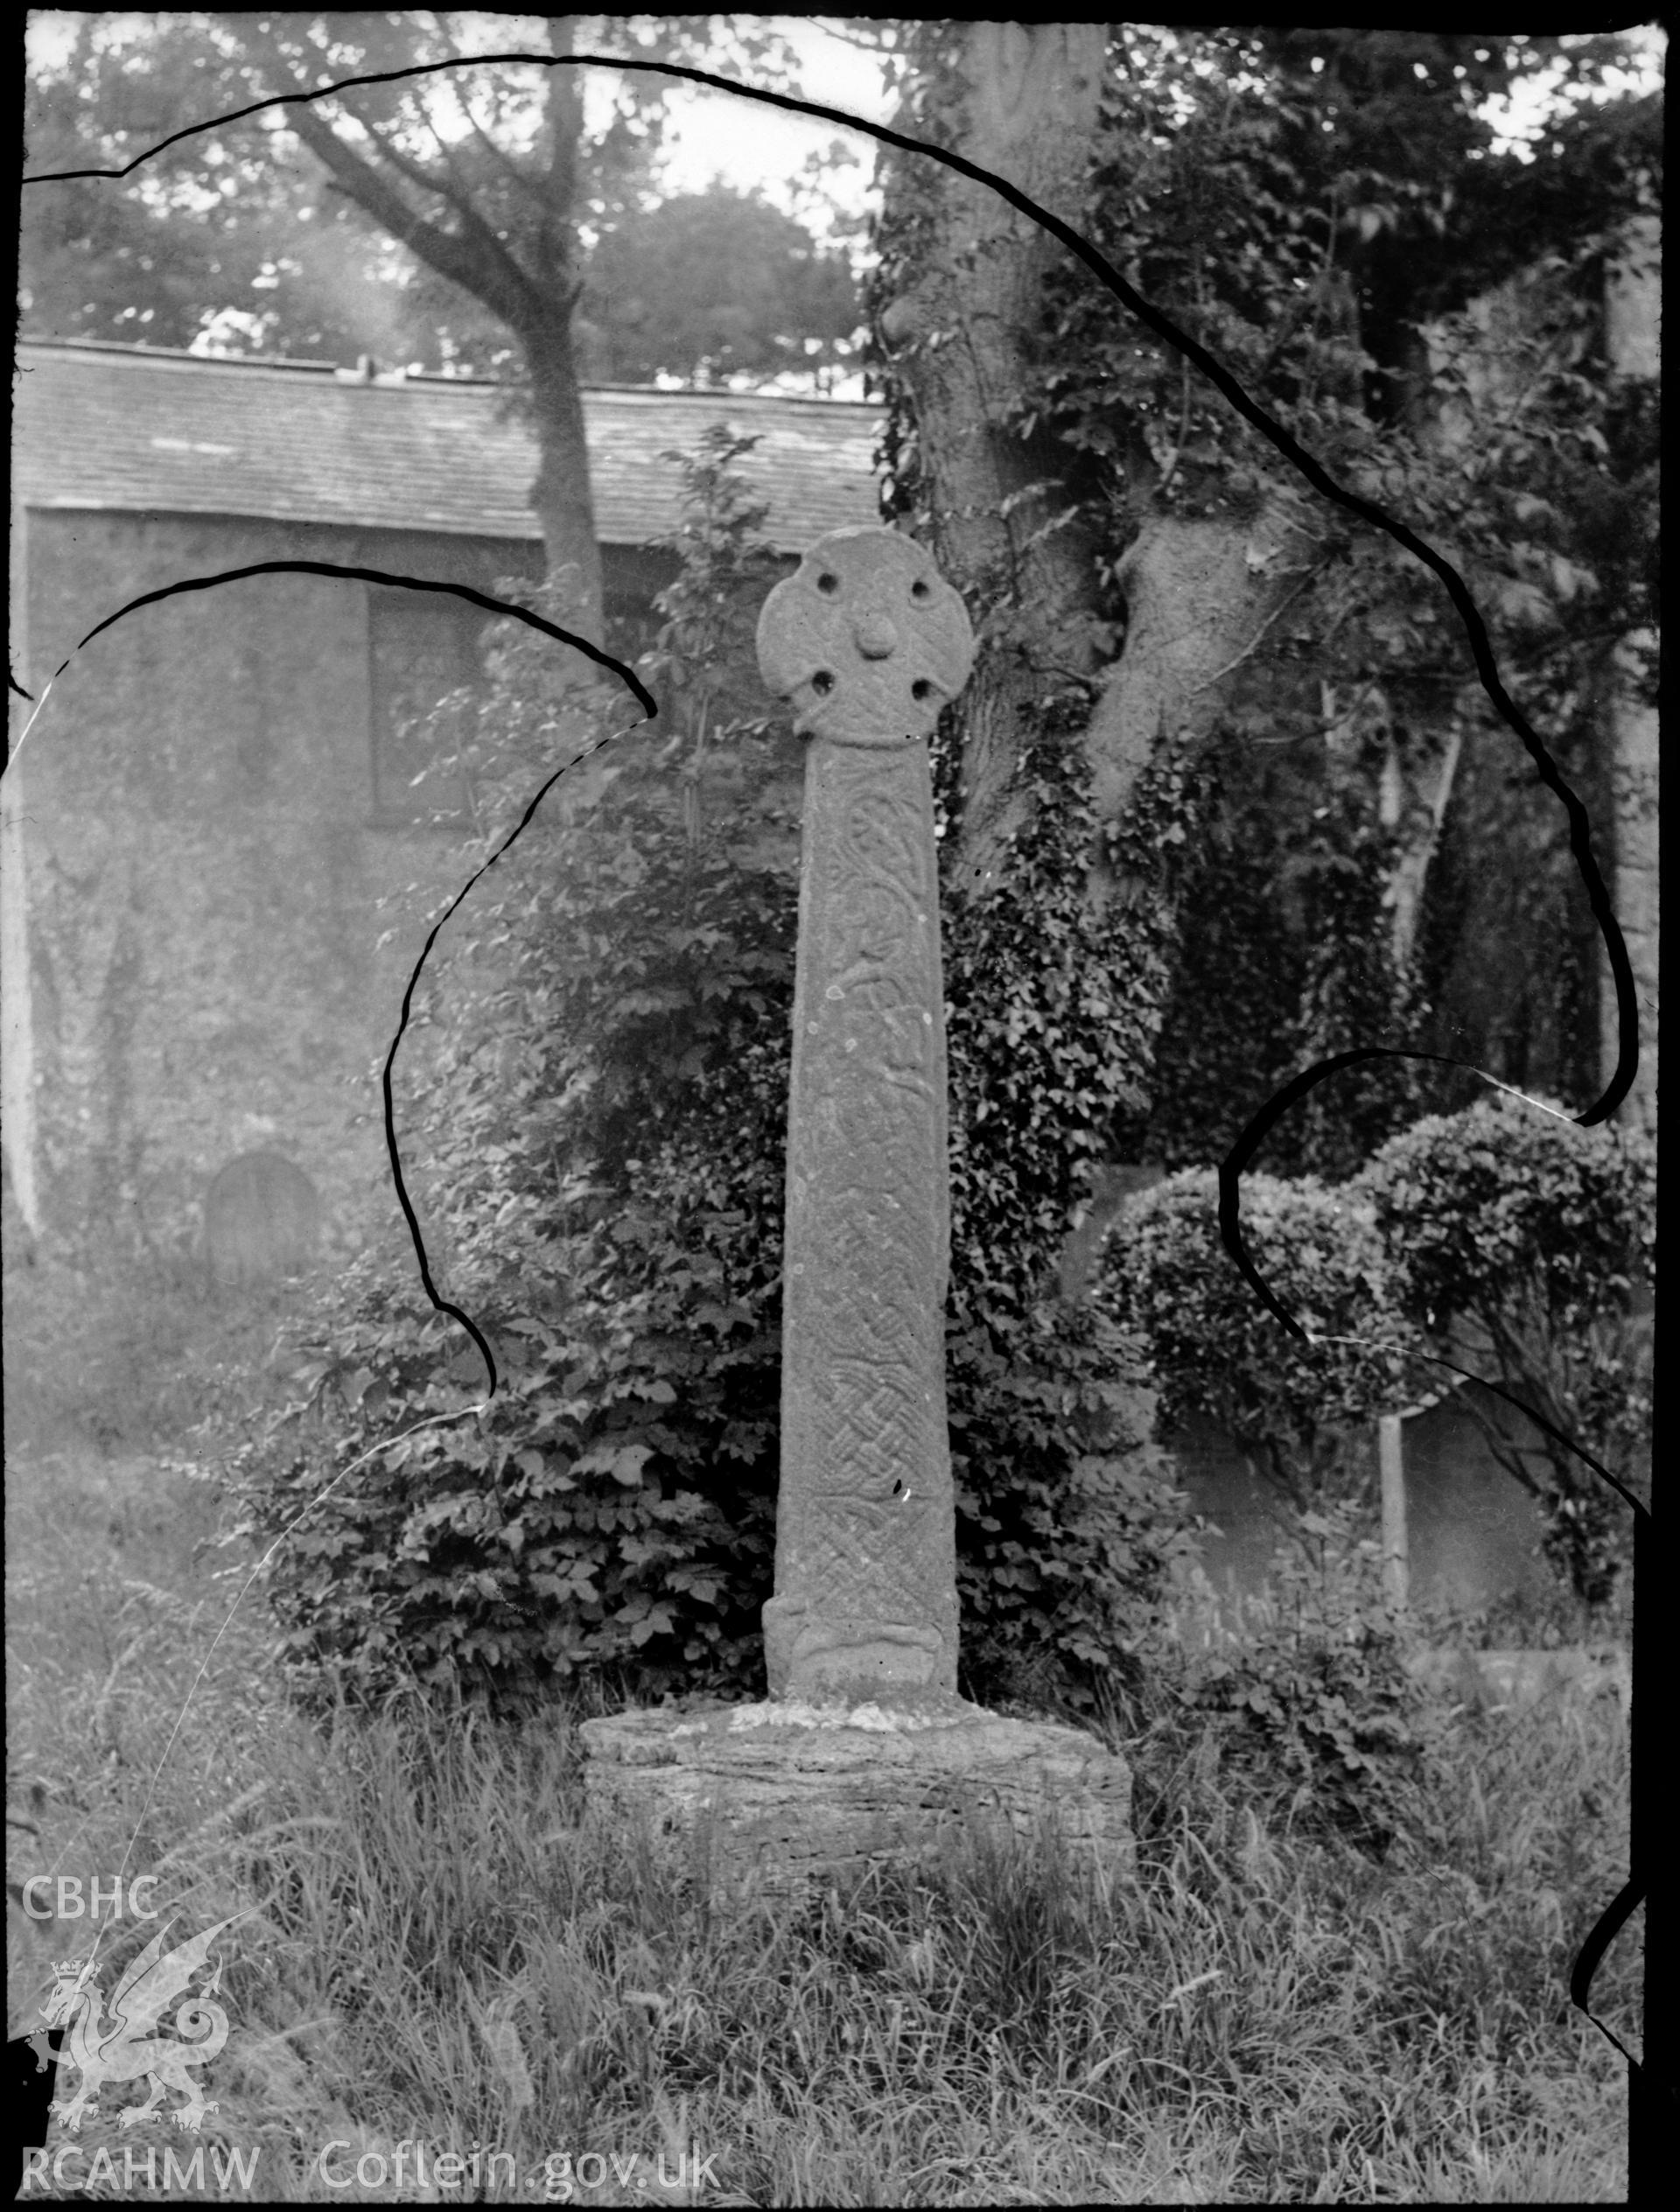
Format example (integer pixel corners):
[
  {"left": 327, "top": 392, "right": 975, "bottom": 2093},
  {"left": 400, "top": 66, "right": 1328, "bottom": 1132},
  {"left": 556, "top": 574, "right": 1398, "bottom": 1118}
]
[
  {"left": 327, "top": 94, "right": 472, "bottom": 216},
  {"left": 806, "top": 18, "right": 898, "bottom": 54},
  {"left": 287, "top": 96, "right": 536, "bottom": 329},
  {"left": 531, "top": 17, "right": 584, "bottom": 297},
  {"left": 237, "top": 14, "right": 542, "bottom": 321},
  {"left": 451, "top": 74, "right": 547, "bottom": 210}
]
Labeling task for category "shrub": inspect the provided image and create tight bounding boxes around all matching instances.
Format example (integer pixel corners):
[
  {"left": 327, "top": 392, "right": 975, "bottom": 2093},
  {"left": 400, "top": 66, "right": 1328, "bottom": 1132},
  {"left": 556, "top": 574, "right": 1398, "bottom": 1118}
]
[
  {"left": 1161, "top": 1497, "right": 1438, "bottom": 1861},
  {"left": 1354, "top": 1093, "right": 1654, "bottom": 1609},
  {"left": 1096, "top": 1166, "right": 1417, "bottom": 1511},
  {"left": 946, "top": 1299, "right": 1199, "bottom": 1709}
]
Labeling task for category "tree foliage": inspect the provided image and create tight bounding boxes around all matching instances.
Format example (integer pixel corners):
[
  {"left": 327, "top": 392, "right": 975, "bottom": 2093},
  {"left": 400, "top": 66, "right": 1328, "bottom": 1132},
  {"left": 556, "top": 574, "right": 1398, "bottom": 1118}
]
[
  {"left": 24, "top": 16, "right": 861, "bottom": 393},
  {"left": 576, "top": 180, "right": 860, "bottom": 390},
  {"left": 869, "top": 23, "right": 1660, "bottom": 1191},
  {"left": 98, "top": 23, "right": 1657, "bottom": 1704},
  {"left": 1083, "top": 30, "right": 1657, "bottom": 1154},
  {"left": 22, "top": 11, "right": 850, "bottom": 636},
  {"left": 23, "top": 13, "right": 382, "bottom": 360}
]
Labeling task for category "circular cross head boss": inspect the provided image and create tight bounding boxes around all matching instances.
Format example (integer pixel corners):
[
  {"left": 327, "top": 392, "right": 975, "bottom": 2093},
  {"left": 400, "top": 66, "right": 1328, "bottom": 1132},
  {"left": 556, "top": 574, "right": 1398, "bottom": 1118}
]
[{"left": 756, "top": 524, "right": 976, "bottom": 747}]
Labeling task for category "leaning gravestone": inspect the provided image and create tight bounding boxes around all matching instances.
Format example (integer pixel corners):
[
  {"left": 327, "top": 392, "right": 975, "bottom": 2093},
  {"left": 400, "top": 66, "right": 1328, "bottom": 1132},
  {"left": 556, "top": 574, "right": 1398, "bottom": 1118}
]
[
  {"left": 203, "top": 1149, "right": 322, "bottom": 1289},
  {"left": 579, "top": 525, "right": 1132, "bottom": 1893}
]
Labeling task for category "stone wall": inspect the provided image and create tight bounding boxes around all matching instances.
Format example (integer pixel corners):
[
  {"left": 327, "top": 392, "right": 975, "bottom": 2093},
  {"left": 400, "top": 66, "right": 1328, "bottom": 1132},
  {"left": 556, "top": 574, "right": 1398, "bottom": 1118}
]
[
  {"left": 10, "top": 507, "right": 650, "bottom": 1269},
  {"left": 1168, "top": 1400, "right": 1558, "bottom": 1622}
]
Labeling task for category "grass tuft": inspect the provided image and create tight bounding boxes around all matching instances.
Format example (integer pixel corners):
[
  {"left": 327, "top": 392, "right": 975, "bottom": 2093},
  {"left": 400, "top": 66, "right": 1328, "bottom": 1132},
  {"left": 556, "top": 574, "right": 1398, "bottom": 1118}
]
[{"left": 7, "top": 1441, "right": 1634, "bottom": 2203}]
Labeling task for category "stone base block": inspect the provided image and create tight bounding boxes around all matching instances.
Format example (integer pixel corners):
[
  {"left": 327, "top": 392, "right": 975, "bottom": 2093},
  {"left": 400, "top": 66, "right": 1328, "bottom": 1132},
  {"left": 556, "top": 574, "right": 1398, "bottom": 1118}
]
[{"left": 578, "top": 1694, "right": 1134, "bottom": 1897}]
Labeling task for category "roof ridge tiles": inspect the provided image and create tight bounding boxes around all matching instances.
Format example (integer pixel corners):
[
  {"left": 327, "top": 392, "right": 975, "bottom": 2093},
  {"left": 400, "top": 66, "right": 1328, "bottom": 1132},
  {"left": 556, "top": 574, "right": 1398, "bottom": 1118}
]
[
  {"left": 16, "top": 336, "right": 875, "bottom": 410},
  {"left": 16, "top": 338, "right": 882, "bottom": 550}
]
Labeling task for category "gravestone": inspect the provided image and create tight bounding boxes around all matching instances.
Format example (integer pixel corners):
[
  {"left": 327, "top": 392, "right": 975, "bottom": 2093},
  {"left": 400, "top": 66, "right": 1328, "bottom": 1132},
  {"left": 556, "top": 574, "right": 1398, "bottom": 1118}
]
[
  {"left": 579, "top": 526, "right": 1133, "bottom": 1893},
  {"left": 203, "top": 1149, "right": 321, "bottom": 1289}
]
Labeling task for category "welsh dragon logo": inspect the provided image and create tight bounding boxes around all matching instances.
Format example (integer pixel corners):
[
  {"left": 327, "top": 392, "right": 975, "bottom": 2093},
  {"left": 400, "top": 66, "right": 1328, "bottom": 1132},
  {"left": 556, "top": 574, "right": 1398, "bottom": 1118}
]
[{"left": 41, "top": 1908, "right": 254, "bottom": 2133}]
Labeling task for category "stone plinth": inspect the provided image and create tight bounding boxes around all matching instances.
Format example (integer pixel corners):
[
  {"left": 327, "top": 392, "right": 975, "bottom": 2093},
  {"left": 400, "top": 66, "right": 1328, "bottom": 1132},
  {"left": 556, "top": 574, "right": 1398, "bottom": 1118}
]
[{"left": 578, "top": 1695, "right": 1134, "bottom": 1898}]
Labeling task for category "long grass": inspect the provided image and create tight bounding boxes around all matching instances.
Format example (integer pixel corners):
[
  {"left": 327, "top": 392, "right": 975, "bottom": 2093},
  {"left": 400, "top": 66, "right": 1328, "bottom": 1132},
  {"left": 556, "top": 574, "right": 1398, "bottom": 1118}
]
[{"left": 7, "top": 1440, "right": 1634, "bottom": 2204}]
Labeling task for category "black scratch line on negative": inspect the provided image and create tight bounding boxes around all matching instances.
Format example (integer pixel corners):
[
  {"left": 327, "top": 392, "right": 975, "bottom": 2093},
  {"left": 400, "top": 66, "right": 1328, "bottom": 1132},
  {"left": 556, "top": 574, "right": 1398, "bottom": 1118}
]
[
  {"left": 28, "top": 47, "right": 1647, "bottom": 2075},
  {"left": 1310, "top": 1333, "right": 1646, "bottom": 1522},
  {"left": 18, "top": 560, "right": 656, "bottom": 719},
  {"left": 19, "top": 49, "right": 1638, "bottom": 1131},
  {"left": 1571, "top": 1875, "right": 1647, "bottom": 2074},
  {"left": 4, "top": 560, "right": 655, "bottom": 1400},
  {"left": 374, "top": 702, "right": 652, "bottom": 1400}
]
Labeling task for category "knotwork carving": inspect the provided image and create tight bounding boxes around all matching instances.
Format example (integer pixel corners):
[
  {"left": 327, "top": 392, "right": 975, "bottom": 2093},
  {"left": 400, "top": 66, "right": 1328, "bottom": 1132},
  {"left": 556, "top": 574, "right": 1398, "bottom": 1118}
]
[{"left": 757, "top": 527, "right": 976, "bottom": 1704}]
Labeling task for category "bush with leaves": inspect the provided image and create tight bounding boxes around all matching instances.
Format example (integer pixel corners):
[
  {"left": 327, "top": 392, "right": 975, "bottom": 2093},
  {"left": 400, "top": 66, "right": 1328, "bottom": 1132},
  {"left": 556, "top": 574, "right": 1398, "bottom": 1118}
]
[
  {"left": 1096, "top": 1166, "right": 1416, "bottom": 1515},
  {"left": 944, "top": 1297, "right": 1200, "bottom": 1710},
  {"left": 1172, "top": 1498, "right": 1438, "bottom": 1862},
  {"left": 227, "top": 432, "right": 1194, "bottom": 1717},
  {"left": 1354, "top": 1093, "right": 1654, "bottom": 1610}
]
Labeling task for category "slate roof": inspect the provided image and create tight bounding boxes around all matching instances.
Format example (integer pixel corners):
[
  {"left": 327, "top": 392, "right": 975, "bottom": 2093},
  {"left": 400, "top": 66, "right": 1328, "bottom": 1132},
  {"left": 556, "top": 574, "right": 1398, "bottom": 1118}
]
[{"left": 13, "top": 340, "right": 884, "bottom": 550}]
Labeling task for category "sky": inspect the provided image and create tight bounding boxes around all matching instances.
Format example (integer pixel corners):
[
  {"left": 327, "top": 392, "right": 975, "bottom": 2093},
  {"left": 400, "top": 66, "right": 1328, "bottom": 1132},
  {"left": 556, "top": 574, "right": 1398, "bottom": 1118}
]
[
  {"left": 1480, "top": 24, "right": 1665, "bottom": 158},
  {"left": 27, "top": 15, "right": 1666, "bottom": 205},
  {"left": 588, "top": 18, "right": 891, "bottom": 218},
  {"left": 28, "top": 15, "right": 1664, "bottom": 170},
  {"left": 24, "top": 11, "right": 893, "bottom": 225}
]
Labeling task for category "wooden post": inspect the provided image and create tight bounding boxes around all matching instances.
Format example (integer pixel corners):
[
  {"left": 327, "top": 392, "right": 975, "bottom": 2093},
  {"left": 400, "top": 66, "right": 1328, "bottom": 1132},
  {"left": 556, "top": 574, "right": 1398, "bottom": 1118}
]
[{"left": 1378, "top": 1412, "right": 1409, "bottom": 1614}]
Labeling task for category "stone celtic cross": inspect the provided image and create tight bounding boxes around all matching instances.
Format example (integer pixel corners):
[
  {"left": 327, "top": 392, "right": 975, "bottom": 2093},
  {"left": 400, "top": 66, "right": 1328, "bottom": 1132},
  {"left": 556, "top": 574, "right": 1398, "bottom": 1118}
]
[
  {"left": 755, "top": 524, "right": 976, "bottom": 1706},
  {"left": 583, "top": 527, "right": 1131, "bottom": 1889}
]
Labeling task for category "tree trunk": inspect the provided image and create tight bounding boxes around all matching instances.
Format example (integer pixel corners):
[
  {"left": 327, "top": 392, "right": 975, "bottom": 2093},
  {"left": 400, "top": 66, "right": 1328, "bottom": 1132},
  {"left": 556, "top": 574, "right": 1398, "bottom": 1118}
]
[
  {"left": 877, "top": 24, "right": 1326, "bottom": 922},
  {"left": 875, "top": 22, "right": 1110, "bottom": 903},
  {"left": 1600, "top": 638, "right": 1657, "bottom": 1134},
  {"left": 524, "top": 18, "right": 604, "bottom": 647},
  {"left": 1600, "top": 214, "right": 1659, "bottom": 1138},
  {"left": 276, "top": 16, "right": 604, "bottom": 644},
  {"left": 525, "top": 299, "right": 606, "bottom": 648},
  {"left": 1082, "top": 501, "right": 1320, "bottom": 912},
  {"left": 1379, "top": 716, "right": 1463, "bottom": 974}
]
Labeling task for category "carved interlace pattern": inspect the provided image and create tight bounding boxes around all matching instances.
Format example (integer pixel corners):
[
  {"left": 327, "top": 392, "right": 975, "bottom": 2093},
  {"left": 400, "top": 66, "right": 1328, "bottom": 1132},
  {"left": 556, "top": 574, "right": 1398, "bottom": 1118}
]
[{"left": 757, "top": 528, "right": 976, "bottom": 1698}]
